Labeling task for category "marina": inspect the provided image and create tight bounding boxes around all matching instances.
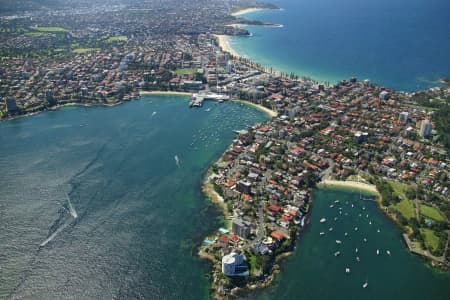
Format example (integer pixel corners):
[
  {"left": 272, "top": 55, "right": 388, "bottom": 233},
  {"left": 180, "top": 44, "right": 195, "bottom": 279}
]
[{"left": 189, "top": 92, "right": 230, "bottom": 107}]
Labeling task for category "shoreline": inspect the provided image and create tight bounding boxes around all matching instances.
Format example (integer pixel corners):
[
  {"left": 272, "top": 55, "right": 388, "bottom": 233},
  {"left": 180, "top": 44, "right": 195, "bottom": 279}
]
[
  {"left": 140, "top": 91, "right": 192, "bottom": 97},
  {"left": 233, "top": 99, "right": 278, "bottom": 118},
  {"left": 318, "top": 179, "right": 379, "bottom": 196},
  {"left": 214, "top": 34, "right": 241, "bottom": 59},
  {"left": 231, "top": 8, "right": 266, "bottom": 17}
]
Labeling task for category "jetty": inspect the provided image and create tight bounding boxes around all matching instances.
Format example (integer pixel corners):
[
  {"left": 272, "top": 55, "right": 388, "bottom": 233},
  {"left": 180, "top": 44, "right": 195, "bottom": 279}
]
[{"left": 189, "top": 92, "right": 230, "bottom": 107}]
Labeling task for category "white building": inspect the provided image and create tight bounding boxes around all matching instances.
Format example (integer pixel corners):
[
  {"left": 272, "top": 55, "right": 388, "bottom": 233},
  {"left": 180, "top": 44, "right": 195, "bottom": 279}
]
[
  {"left": 419, "top": 119, "right": 432, "bottom": 138},
  {"left": 222, "top": 252, "right": 248, "bottom": 276}
]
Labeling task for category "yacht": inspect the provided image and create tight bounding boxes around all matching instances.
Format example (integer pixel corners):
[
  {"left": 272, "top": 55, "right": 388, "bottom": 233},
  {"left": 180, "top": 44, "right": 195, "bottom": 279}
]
[
  {"left": 336, "top": 240, "right": 342, "bottom": 244},
  {"left": 376, "top": 249, "right": 380, "bottom": 255},
  {"left": 386, "top": 250, "right": 391, "bottom": 255},
  {"left": 363, "top": 281, "right": 368, "bottom": 288},
  {"left": 320, "top": 232, "right": 325, "bottom": 236},
  {"left": 356, "top": 256, "right": 360, "bottom": 262},
  {"left": 344, "top": 232, "right": 348, "bottom": 236},
  {"left": 363, "top": 238, "right": 367, "bottom": 242},
  {"left": 320, "top": 218, "right": 326, "bottom": 223},
  {"left": 354, "top": 227, "right": 358, "bottom": 231},
  {"left": 334, "top": 251, "right": 341, "bottom": 257},
  {"left": 329, "top": 227, "right": 333, "bottom": 231},
  {"left": 355, "top": 248, "right": 359, "bottom": 253},
  {"left": 345, "top": 268, "right": 350, "bottom": 273}
]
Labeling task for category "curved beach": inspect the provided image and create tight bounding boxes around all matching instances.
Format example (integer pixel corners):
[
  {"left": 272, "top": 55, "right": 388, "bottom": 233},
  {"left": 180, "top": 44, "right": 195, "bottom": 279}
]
[
  {"left": 319, "top": 179, "right": 379, "bottom": 195},
  {"left": 234, "top": 99, "right": 278, "bottom": 118},
  {"left": 214, "top": 34, "right": 241, "bottom": 58}
]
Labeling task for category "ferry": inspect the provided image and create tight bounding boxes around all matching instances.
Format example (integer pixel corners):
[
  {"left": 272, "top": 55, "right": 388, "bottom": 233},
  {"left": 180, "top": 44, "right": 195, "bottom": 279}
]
[{"left": 320, "top": 218, "right": 326, "bottom": 223}]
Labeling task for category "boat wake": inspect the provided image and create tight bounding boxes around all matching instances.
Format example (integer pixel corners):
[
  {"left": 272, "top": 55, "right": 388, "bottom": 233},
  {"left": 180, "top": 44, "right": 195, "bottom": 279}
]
[
  {"left": 66, "top": 194, "right": 78, "bottom": 219},
  {"left": 40, "top": 222, "right": 70, "bottom": 247}
]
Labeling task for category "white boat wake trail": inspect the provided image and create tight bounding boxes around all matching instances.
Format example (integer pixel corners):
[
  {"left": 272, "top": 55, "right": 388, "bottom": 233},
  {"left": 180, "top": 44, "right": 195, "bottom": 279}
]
[
  {"left": 40, "top": 222, "right": 70, "bottom": 247},
  {"left": 66, "top": 194, "right": 78, "bottom": 219}
]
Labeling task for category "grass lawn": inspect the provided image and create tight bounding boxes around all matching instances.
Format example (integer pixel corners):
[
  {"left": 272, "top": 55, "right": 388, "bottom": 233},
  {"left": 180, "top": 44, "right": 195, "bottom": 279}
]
[
  {"left": 175, "top": 68, "right": 197, "bottom": 75},
  {"left": 388, "top": 181, "right": 416, "bottom": 220},
  {"left": 106, "top": 36, "right": 128, "bottom": 42},
  {"left": 390, "top": 198, "right": 415, "bottom": 220},
  {"left": 73, "top": 48, "right": 100, "bottom": 54},
  {"left": 420, "top": 204, "right": 445, "bottom": 221},
  {"left": 420, "top": 228, "right": 441, "bottom": 252},
  {"left": 32, "top": 26, "right": 68, "bottom": 32},
  {"left": 25, "top": 31, "right": 49, "bottom": 37}
]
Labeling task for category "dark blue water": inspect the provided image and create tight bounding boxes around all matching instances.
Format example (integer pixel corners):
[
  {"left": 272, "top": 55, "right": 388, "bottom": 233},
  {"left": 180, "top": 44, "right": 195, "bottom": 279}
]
[
  {"left": 0, "top": 96, "right": 269, "bottom": 299},
  {"left": 230, "top": 0, "right": 450, "bottom": 91}
]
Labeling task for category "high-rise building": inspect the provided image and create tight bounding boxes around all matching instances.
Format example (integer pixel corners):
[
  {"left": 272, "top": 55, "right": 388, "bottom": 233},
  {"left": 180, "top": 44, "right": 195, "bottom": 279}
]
[
  {"left": 399, "top": 112, "right": 409, "bottom": 123},
  {"left": 419, "top": 119, "right": 432, "bottom": 138},
  {"left": 5, "top": 98, "right": 18, "bottom": 112},
  {"left": 232, "top": 218, "right": 251, "bottom": 239}
]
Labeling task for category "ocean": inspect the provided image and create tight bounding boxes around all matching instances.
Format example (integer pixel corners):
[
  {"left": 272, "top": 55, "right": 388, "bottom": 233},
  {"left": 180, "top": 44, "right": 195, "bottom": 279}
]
[
  {"left": 228, "top": 0, "right": 450, "bottom": 91},
  {"left": 0, "top": 96, "right": 269, "bottom": 299}
]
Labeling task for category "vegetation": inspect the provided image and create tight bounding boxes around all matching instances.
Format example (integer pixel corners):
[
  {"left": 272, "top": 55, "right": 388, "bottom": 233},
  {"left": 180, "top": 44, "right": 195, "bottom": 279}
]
[
  {"left": 73, "top": 48, "right": 100, "bottom": 54},
  {"left": 391, "top": 199, "right": 416, "bottom": 220},
  {"left": 31, "top": 26, "right": 68, "bottom": 32},
  {"left": 175, "top": 68, "right": 197, "bottom": 75},
  {"left": 420, "top": 228, "right": 441, "bottom": 253},
  {"left": 411, "top": 89, "right": 450, "bottom": 151},
  {"left": 420, "top": 205, "right": 446, "bottom": 222},
  {"left": 105, "top": 35, "right": 128, "bottom": 42}
]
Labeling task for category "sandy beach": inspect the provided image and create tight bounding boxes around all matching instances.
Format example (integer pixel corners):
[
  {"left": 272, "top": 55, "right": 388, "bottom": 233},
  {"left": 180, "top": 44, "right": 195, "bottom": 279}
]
[
  {"left": 231, "top": 7, "right": 265, "bottom": 17},
  {"left": 319, "top": 179, "right": 379, "bottom": 196},
  {"left": 234, "top": 99, "right": 278, "bottom": 118},
  {"left": 140, "top": 91, "right": 192, "bottom": 97},
  {"left": 214, "top": 34, "right": 241, "bottom": 58}
]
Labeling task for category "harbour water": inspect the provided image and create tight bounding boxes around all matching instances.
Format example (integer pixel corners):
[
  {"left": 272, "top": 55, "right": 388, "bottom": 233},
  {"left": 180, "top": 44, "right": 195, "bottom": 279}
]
[
  {"left": 0, "top": 96, "right": 269, "bottom": 299},
  {"left": 228, "top": 0, "right": 450, "bottom": 91},
  {"left": 245, "top": 188, "right": 450, "bottom": 299}
]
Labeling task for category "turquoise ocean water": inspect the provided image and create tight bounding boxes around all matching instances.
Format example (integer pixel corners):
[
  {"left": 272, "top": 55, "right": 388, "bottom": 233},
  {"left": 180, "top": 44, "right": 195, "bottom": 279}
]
[{"left": 229, "top": 0, "right": 450, "bottom": 91}]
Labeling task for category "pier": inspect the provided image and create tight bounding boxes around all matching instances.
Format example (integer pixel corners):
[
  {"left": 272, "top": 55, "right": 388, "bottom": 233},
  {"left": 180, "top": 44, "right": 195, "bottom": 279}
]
[{"left": 189, "top": 92, "right": 230, "bottom": 107}]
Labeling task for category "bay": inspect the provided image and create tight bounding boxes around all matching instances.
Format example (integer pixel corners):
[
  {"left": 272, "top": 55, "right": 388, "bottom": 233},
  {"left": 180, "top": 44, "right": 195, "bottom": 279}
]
[
  {"left": 0, "top": 95, "right": 269, "bottom": 299},
  {"left": 229, "top": 0, "right": 450, "bottom": 91},
  {"left": 245, "top": 188, "right": 450, "bottom": 300}
]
